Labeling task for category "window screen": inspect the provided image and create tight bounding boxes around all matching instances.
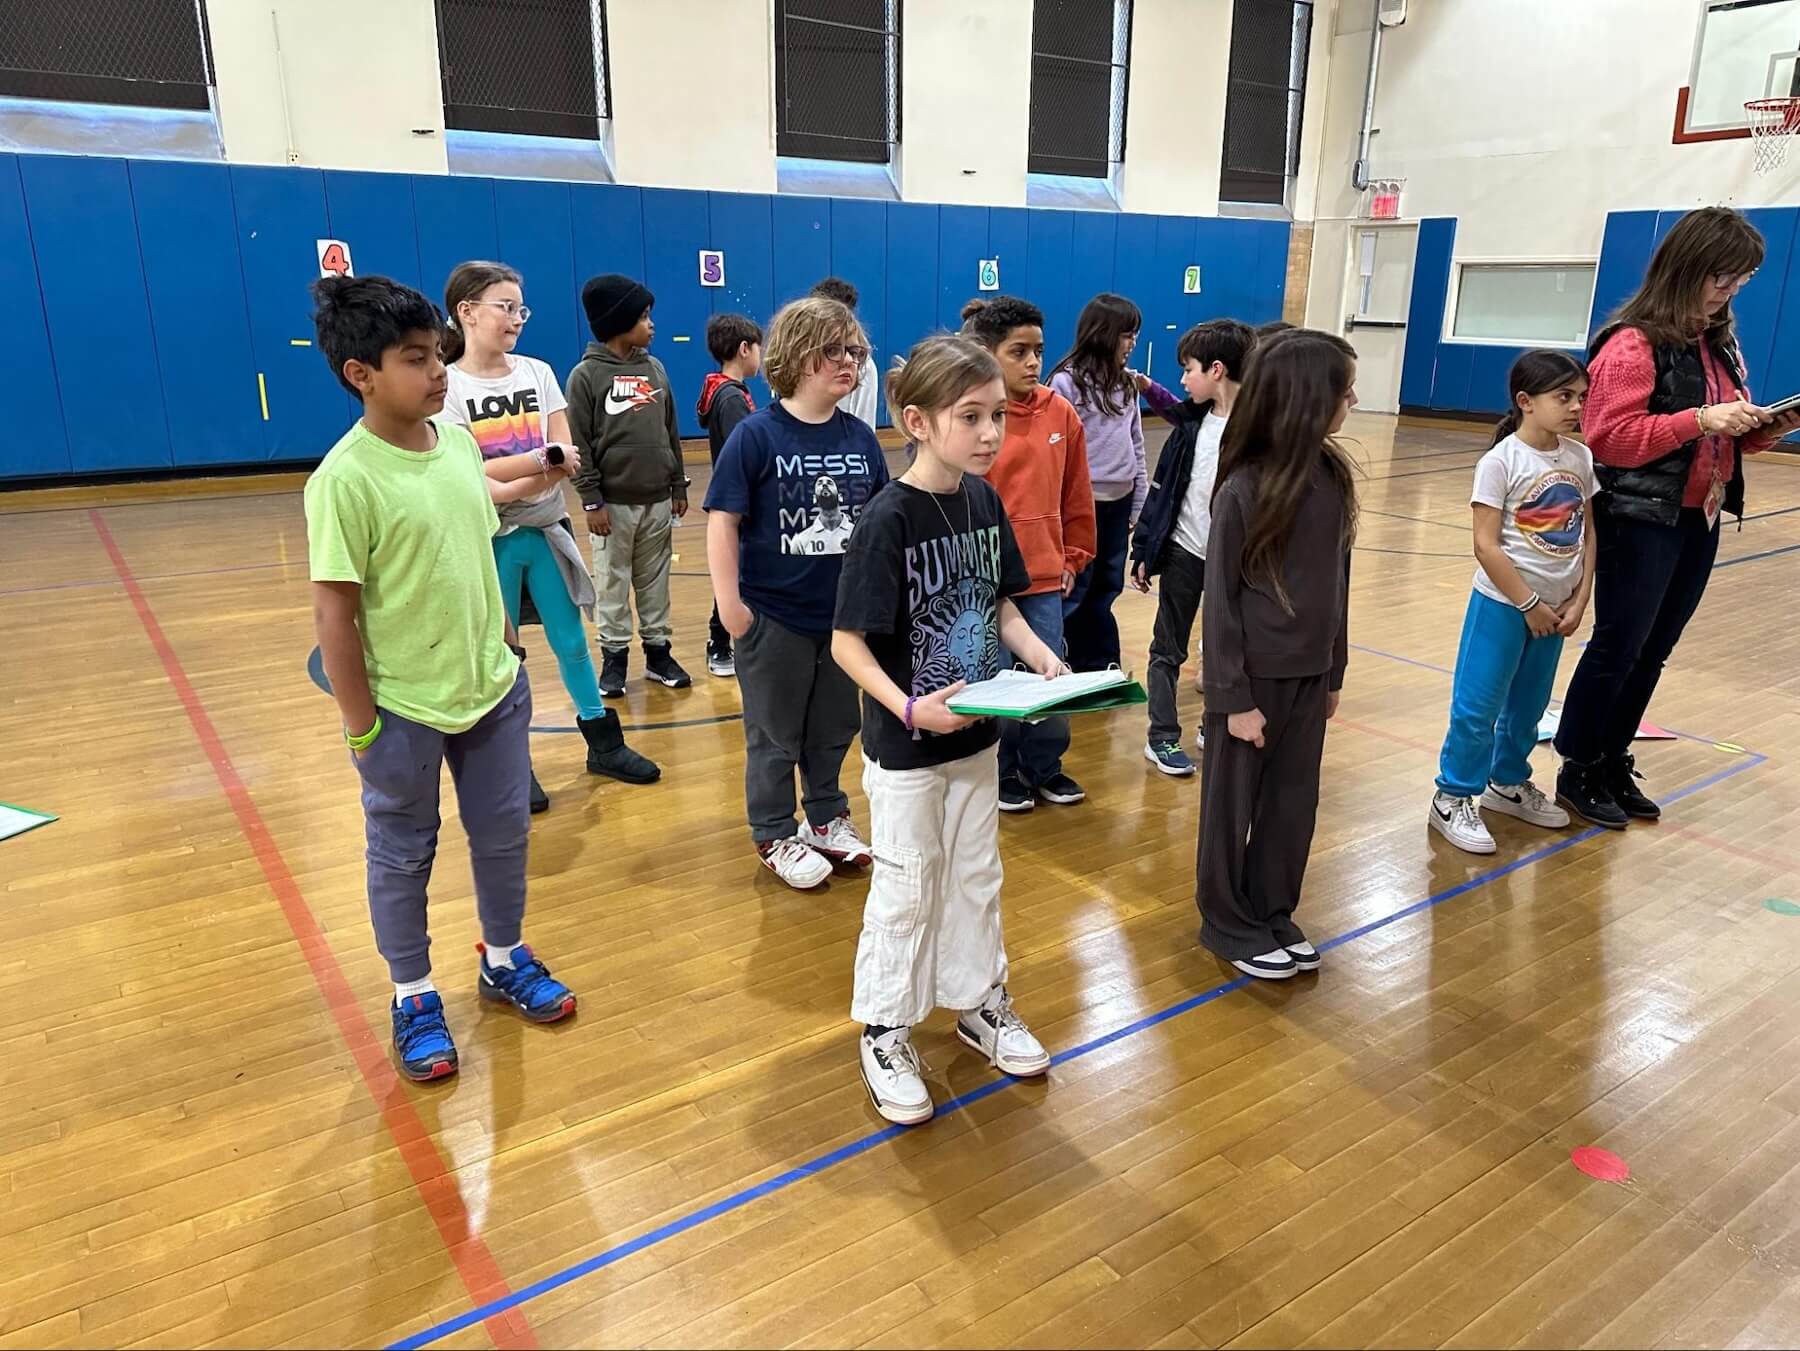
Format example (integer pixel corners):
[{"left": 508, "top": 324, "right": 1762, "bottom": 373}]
[
  {"left": 1220, "top": 0, "right": 1311, "bottom": 205},
  {"left": 438, "top": 0, "right": 608, "bottom": 139},
  {"left": 0, "top": 0, "right": 213, "bottom": 110},
  {"left": 1451, "top": 264, "right": 1597, "bottom": 346},
  {"left": 775, "top": 0, "right": 900, "bottom": 163},
  {"left": 1028, "top": 0, "right": 1131, "bottom": 178}
]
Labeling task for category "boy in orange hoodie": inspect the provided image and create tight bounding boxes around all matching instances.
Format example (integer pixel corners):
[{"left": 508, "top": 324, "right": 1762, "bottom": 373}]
[{"left": 963, "top": 296, "right": 1097, "bottom": 812}]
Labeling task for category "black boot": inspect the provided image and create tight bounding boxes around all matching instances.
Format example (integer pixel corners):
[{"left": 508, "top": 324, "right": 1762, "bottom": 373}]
[
  {"left": 528, "top": 769, "right": 550, "bottom": 814},
  {"left": 1604, "top": 751, "right": 1661, "bottom": 820},
  {"left": 598, "top": 647, "right": 629, "bottom": 698},
  {"left": 643, "top": 642, "right": 692, "bottom": 689},
  {"left": 1556, "top": 758, "right": 1628, "bottom": 830},
  {"left": 579, "top": 711, "right": 661, "bottom": 784}
]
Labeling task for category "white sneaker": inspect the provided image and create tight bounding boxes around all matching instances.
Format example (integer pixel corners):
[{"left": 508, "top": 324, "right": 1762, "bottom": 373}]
[
  {"left": 809, "top": 812, "right": 873, "bottom": 866},
  {"left": 1194, "top": 724, "right": 1206, "bottom": 751},
  {"left": 1232, "top": 948, "right": 1298, "bottom": 980},
  {"left": 1429, "top": 791, "right": 1496, "bottom": 854},
  {"left": 1285, "top": 940, "right": 1321, "bottom": 971},
  {"left": 1483, "top": 780, "right": 1569, "bottom": 829},
  {"left": 757, "top": 835, "right": 832, "bottom": 889},
  {"left": 707, "top": 650, "right": 735, "bottom": 678},
  {"left": 860, "top": 1027, "right": 934, "bottom": 1124},
  {"left": 956, "top": 985, "right": 1051, "bottom": 1077}
]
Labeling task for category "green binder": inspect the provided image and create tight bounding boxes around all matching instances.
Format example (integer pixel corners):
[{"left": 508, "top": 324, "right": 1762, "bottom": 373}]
[{"left": 946, "top": 669, "right": 1148, "bottom": 722}]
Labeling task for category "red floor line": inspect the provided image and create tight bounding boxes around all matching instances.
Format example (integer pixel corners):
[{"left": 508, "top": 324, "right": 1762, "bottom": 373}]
[
  {"left": 89, "top": 509, "right": 537, "bottom": 1351},
  {"left": 1332, "top": 714, "right": 1441, "bottom": 756}
]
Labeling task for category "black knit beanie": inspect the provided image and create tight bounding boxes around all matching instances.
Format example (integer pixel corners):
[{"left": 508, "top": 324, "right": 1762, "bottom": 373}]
[{"left": 583, "top": 273, "right": 655, "bottom": 341}]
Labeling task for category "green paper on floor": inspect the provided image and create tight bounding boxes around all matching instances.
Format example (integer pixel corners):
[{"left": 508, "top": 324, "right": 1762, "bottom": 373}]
[{"left": 0, "top": 802, "right": 57, "bottom": 842}]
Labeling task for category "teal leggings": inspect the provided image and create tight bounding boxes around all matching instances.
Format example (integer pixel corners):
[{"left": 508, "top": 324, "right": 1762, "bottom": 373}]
[{"left": 493, "top": 526, "right": 606, "bottom": 721}]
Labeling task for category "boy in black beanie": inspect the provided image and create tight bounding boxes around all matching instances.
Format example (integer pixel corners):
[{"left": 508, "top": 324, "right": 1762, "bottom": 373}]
[{"left": 567, "top": 273, "right": 692, "bottom": 694}]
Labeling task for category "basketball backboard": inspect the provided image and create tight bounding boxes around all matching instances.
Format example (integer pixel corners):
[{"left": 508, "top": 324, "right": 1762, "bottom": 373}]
[{"left": 1674, "top": 0, "right": 1800, "bottom": 142}]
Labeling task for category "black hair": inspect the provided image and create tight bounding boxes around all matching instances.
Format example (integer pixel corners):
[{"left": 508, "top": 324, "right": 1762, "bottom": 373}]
[
  {"left": 811, "top": 277, "right": 860, "bottom": 311},
  {"left": 1176, "top": 319, "right": 1256, "bottom": 381},
  {"left": 960, "top": 295, "right": 1045, "bottom": 349},
  {"left": 1049, "top": 292, "right": 1142, "bottom": 415},
  {"left": 1490, "top": 349, "right": 1588, "bottom": 447},
  {"left": 1255, "top": 319, "right": 1295, "bottom": 341},
  {"left": 311, "top": 275, "right": 443, "bottom": 400},
  {"left": 706, "top": 312, "right": 763, "bottom": 364},
  {"left": 441, "top": 260, "right": 522, "bottom": 365}
]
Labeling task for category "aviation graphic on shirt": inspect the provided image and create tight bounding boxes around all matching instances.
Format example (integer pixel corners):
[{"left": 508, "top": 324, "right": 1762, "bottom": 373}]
[
  {"left": 1513, "top": 468, "right": 1587, "bottom": 558},
  {"left": 783, "top": 475, "right": 858, "bottom": 555}
]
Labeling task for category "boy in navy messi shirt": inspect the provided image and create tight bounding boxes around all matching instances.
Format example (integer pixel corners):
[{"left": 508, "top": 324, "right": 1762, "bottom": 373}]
[{"left": 705, "top": 296, "right": 889, "bottom": 889}]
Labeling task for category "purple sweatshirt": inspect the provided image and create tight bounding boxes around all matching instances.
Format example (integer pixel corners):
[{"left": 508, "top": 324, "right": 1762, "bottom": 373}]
[{"left": 1048, "top": 369, "right": 1148, "bottom": 518}]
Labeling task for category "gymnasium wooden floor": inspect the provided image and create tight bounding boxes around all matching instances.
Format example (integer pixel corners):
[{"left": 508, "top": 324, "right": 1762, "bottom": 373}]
[{"left": 5, "top": 411, "right": 1800, "bottom": 1350}]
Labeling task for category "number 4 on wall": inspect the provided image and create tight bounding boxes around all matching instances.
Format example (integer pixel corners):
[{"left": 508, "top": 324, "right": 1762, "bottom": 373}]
[{"left": 317, "top": 239, "right": 354, "bottom": 278}]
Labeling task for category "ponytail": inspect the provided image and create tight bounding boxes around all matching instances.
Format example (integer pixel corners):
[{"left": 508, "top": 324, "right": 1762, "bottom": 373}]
[
  {"left": 1489, "top": 408, "right": 1523, "bottom": 448},
  {"left": 441, "top": 260, "right": 523, "bottom": 367}
]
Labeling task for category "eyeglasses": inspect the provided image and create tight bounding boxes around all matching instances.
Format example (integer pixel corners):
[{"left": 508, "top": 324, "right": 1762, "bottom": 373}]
[
  {"left": 1711, "top": 271, "right": 1756, "bottom": 290},
  {"left": 468, "top": 299, "right": 532, "bottom": 322},
  {"left": 818, "top": 342, "right": 870, "bottom": 366}
]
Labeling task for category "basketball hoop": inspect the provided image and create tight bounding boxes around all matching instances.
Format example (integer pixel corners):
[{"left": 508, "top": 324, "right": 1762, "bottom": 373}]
[
  {"left": 1359, "top": 177, "right": 1406, "bottom": 220},
  {"left": 1746, "top": 97, "right": 1800, "bottom": 176}
]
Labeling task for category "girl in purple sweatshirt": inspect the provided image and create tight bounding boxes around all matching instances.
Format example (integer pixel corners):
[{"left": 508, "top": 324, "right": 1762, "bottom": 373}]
[{"left": 1049, "top": 292, "right": 1148, "bottom": 670}]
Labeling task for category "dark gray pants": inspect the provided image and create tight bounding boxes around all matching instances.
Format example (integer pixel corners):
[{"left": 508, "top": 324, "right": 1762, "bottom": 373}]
[
  {"left": 1146, "top": 545, "right": 1205, "bottom": 744},
  {"left": 735, "top": 612, "right": 860, "bottom": 843},
  {"left": 1196, "top": 672, "right": 1328, "bottom": 962},
  {"left": 353, "top": 667, "right": 532, "bottom": 983}
]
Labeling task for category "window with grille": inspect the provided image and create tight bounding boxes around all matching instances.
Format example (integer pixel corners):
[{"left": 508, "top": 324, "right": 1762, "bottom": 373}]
[
  {"left": 1220, "top": 0, "right": 1311, "bottom": 205},
  {"left": 437, "top": 0, "right": 609, "bottom": 139},
  {"left": 0, "top": 0, "right": 213, "bottom": 110},
  {"left": 1028, "top": 0, "right": 1131, "bottom": 179},
  {"left": 775, "top": 0, "right": 900, "bottom": 163}
]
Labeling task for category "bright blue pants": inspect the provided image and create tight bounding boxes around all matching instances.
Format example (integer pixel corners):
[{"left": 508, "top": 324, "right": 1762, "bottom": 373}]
[
  {"left": 493, "top": 526, "right": 605, "bottom": 721},
  {"left": 1436, "top": 590, "right": 1564, "bottom": 798}
]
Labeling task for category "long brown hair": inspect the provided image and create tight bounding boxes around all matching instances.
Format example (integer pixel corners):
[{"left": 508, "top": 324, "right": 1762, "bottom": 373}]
[
  {"left": 442, "top": 260, "right": 522, "bottom": 364},
  {"left": 1212, "top": 328, "right": 1359, "bottom": 612},
  {"left": 1049, "top": 292, "right": 1141, "bottom": 415},
  {"left": 1610, "top": 207, "right": 1764, "bottom": 349}
]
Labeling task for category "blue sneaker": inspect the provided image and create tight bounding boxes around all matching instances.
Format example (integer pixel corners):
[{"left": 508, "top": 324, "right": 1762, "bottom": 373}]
[
  {"left": 1144, "top": 739, "right": 1196, "bottom": 777},
  {"left": 478, "top": 944, "right": 577, "bottom": 1023},
  {"left": 391, "top": 992, "right": 459, "bottom": 1082}
]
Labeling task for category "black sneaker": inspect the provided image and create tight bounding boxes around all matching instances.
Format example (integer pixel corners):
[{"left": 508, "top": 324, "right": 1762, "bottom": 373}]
[
  {"left": 643, "top": 643, "right": 692, "bottom": 689},
  {"left": 1036, "top": 772, "right": 1086, "bottom": 806},
  {"left": 998, "top": 775, "right": 1035, "bottom": 813},
  {"left": 1604, "top": 752, "right": 1661, "bottom": 820},
  {"left": 1556, "top": 760, "right": 1629, "bottom": 830},
  {"left": 598, "top": 647, "right": 629, "bottom": 698},
  {"left": 528, "top": 770, "right": 550, "bottom": 815}
]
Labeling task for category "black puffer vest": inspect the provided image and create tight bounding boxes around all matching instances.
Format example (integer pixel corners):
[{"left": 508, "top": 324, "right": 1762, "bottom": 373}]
[{"left": 1588, "top": 323, "right": 1746, "bottom": 528}]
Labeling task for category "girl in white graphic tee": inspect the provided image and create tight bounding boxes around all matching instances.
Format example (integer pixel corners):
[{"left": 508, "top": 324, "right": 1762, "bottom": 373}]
[
  {"left": 441, "top": 261, "right": 659, "bottom": 804},
  {"left": 1430, "top": 351, "right": 1595, "bottom": 855}
]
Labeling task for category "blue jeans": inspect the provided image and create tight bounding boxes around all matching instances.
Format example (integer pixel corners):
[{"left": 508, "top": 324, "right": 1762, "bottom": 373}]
[
  {"left": 1436, "top": 590, "right": 1564, "bottom": 798},
  {"left": 1063, "top": 494, "right": 1132, "bottom": 671},
  {"left": 999, "top": 589, "right": 1070, "bottom": 787},
  {"left": 493, "top": 526, "right": 605, "bottom": 721}
]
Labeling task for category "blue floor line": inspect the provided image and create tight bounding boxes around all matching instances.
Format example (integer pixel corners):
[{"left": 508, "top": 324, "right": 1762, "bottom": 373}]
[{"left": 387, "top": 748, "right": 1769, "bottom": 1349}]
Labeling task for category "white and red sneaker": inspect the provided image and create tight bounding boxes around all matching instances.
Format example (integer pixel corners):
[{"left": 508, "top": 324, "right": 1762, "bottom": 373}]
[
  {"left": 758, "top": 835, "right": 832, "bottom": 890},
  {"left": 809, "top": 813, "right": 874, "bottom": 867}
]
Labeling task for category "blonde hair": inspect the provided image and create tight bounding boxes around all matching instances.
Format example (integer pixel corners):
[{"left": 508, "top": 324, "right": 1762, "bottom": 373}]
[
  {"left": 763, "top": 295, "right": 865, "bottom": 399},
  {"left": 885, "top": 335, "right": 1002, "bottom": 437}
]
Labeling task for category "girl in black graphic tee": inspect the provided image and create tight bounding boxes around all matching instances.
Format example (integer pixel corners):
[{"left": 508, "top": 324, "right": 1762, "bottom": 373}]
[{"left": 832, "top": 336, "right": 1063, "bottom": 1128}]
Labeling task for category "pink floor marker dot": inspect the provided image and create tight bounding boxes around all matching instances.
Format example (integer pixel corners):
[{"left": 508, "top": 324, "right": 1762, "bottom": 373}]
[{"left": 1571, "top": 1146, "right": 1630, "bottom": 1183}]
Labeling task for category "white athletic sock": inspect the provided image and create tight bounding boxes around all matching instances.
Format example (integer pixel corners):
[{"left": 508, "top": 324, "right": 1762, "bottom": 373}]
[
  {"left": 394, "top": 975, "right": 436, "bottom": 1006},
  {"left": 483, "top": 941, "right": 520, "bottom": 969}
]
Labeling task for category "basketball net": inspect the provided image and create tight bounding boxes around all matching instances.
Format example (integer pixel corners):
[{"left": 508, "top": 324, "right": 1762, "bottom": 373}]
[{"left": 1746, "top": 97, "right": 1800, "bottom": 176}]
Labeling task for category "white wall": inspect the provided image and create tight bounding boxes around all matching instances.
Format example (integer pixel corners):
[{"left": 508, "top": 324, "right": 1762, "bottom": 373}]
[
  {"left": 1118, "top": 0, "right": 1232, "bottom": 215},
  {"left": 208, "top": 0, "right": 448, "bottom": 173},
  {"left": 1304, "top": 0, "right": 1800, "bottom": 263},
  {"left": 897, "top": 0, "right": 1032, "bottom": 206},
  {"left": 606, "top": 0, "right": 776, "bottom": 193}
]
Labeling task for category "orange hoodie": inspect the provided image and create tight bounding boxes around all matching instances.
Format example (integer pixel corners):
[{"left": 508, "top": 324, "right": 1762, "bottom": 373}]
[{"left": 987, "top": 385, "right": 1097, "bottom": 595}]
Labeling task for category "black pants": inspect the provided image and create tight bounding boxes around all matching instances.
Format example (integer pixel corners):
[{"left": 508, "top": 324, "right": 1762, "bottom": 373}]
[
  {"left": 734, "top": 612, "right": 860, "bottom": 843},
  {"left": 708, "top": 602, "right": 730, "bottom": 655},
  {"left": 1196, "top": 673, "right": 1329, "bottom": 962},
  {"left": 1554, "top": 507, "right": 1718, "bottom": 765},
  {"left": 1146, "top": 545, "right": 1204, "bottom": 743},
  {"left": 1063, "top": 494, "right": 1133, "bottom": 671}
]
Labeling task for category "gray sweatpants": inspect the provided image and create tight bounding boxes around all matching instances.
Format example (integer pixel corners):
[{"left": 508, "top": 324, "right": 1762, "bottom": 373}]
[
  {"left": 734, "top": 611, "right": 861, "bottom": 843},
  {"left": 588, "top": 499, "right": 674, "bottom": 650},
  {"left": 351, "top": 668, "right": 532, "bottom": 983}
]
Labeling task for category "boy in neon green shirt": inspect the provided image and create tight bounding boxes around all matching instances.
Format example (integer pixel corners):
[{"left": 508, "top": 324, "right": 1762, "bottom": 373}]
[{"left": 305, "top": 275, "right": 579, "bottom": 1083}]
